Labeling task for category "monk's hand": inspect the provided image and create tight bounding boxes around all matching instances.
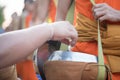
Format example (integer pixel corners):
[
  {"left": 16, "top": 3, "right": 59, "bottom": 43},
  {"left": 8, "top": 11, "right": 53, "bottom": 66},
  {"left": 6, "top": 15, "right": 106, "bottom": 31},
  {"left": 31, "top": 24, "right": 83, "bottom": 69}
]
[
  {"left": 50, "top": 21, "right": 78, "bottom": 46},
  {"left": 92, "top": 3, "right": 120, "bottom": 22}
]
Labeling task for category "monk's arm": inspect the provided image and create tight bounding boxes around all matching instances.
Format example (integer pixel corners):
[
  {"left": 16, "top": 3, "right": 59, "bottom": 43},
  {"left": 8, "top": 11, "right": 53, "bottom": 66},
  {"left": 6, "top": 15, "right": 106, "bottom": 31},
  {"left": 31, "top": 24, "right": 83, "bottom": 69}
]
[
  {"left": 55, "top": 0, "right": 72, "bottom": 21},
  {"left": 32, "top": 0, "right": 50, "bottom": 24}
]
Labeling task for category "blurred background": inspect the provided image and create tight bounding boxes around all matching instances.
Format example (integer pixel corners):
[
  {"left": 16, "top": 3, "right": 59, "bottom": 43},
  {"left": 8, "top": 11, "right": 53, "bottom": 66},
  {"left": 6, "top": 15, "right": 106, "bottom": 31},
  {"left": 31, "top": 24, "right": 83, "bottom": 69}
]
[{"left": 0, "top": 0, "right": 24, "bottom": 29}]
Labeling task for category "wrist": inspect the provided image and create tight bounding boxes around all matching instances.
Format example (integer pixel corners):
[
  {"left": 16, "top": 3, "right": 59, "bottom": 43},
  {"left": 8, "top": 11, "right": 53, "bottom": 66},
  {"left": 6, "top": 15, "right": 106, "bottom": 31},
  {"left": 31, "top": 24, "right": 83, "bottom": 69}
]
[{"left": 48, "top": 23, "right": 54, "bottom": 40}]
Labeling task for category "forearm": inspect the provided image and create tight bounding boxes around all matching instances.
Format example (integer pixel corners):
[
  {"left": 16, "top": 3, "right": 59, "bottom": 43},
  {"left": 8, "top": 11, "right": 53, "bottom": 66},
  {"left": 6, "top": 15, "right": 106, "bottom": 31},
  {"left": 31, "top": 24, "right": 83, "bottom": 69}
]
[
  {"left": 0, "top": 21, "right": 78, "bottom": 68},
  {"left": 55, "top": 0, "right": 71, "bottom": 21},
  {"left": 0, "top": 23, "right": 51, "bottom": 68},
  {"left": 36, "top": 0, "right": 50, "bottom": 23}
]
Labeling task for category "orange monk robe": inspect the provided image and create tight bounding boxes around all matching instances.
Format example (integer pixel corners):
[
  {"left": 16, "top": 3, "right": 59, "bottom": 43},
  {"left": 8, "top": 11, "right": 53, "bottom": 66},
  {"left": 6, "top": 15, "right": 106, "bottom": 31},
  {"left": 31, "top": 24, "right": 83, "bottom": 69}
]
[
  {"left": 16, "top": 13, "right": 38, "bottom": 80},
  {"left": 47, "top": 0, "right": 56, "bottom": 22},
  {"left": 16, "top": 60, "right": 38, "bottom": 80},
  {"left": 25, "top": 13, "right": 32, "bottom": 28},
  {"left": 72, "top": 0, "right": 120, "bottom": 80}
]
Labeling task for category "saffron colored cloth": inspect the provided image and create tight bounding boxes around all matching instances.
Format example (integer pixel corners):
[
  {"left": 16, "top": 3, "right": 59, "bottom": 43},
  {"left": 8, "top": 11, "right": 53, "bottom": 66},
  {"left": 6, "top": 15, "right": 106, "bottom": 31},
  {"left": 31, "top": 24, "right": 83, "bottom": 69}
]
[
  {"left": 75, "top": 0, "right": 120, "bottom": 20},
  {"left": 16, "top": 60, "right": 38, "bottom": 80},
  {"left": 48, "top": 0, "right": 56, "bottom": 22},
  {"left": 25, "top": 13, "right": 32, "bottom": 28},
  {"left": 72, "top": 0, "right": 120, "bottom": 79}
]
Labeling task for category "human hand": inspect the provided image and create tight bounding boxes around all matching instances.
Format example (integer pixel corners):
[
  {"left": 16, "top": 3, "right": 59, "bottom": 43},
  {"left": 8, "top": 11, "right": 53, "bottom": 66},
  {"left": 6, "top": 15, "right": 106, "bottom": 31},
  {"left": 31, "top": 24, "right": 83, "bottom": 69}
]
[
  {"left": 92, "top": 3, "right": 120, "bottom": 22},
  {"left": 50, "top": 21, "right": 78, "bottom": 46}
]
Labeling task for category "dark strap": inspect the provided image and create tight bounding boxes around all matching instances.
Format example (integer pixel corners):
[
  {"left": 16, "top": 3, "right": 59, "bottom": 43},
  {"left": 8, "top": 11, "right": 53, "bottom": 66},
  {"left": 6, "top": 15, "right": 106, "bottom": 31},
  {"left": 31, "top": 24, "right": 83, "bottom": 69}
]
[{"left": 105, "top": 65, "right": 112, "bottom": 80}]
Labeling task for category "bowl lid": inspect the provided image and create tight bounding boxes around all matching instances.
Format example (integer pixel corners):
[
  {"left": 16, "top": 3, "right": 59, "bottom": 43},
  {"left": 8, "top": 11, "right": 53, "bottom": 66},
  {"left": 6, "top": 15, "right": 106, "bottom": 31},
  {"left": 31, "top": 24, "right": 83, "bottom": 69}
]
[{"left": 48, "top": 51, "right": 97, "bottom": 63}]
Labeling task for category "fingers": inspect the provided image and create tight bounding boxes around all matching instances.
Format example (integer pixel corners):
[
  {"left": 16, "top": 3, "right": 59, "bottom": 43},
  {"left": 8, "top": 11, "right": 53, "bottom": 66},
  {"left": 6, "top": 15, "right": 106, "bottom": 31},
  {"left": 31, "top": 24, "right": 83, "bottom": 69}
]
[
  {"left": 67, "top": 24, "right": 78, "bottom": 46},
  {"left": 71, "top": 36, "right": 78, "bottom": 46},
  {"left": 92, "top": 3, "right": 110, "bottom": 22},
  {"left": 51, "top": 21, "right": 78, "bottom": 46},
  {"left": 93, "top": 6, "right": 106, "bottom": 20},
  {"left": 61, "top": 39, "right": 69, "bottom": 45},
  {"left": 99, "top": 15, "right": 108, "bottom": 22},
  {"left": 61, "top": 36, "right": 77, "bottom": 46},
  {"left": 63, "top": 21, "right": 78, "bottom": 46},
  {"left": 70, "top": 30, "right": 78, "bottom": 46},
  {"left": 93, "top": 3, "right": 108, "bottom": 8},
  {"left": 60, "top": 26, "right": 77, "bottom": 46},
  {"left": 67, "top": 28, "right": 78, "bottom": 46},
  {"left": 61, "top": 28, "right": 78, "bottom": 46}
]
